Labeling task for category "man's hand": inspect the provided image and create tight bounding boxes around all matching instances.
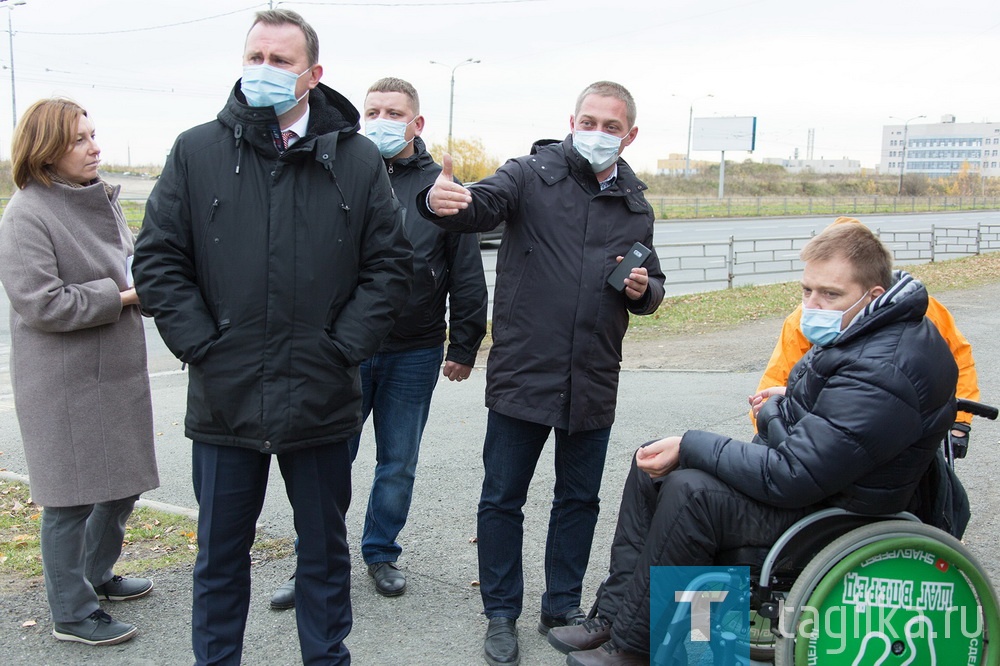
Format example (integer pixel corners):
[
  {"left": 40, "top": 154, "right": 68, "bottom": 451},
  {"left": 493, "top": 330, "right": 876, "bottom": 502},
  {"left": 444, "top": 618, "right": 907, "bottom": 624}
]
[
  {"left": 620, "top": 261, "right": 649, "bottom": 301},
  {"left": 443, "top": 361, "right": 473, "bottom": 382},
  {"left": 611, "top": 254, "right": 649, "bottom": 300},
  {"left": 635, "top": 436, "right": 682, "bottom": 478},
  {"left": 427, "top": 154, "right": 472, "bottom": 216},
  {"left": 749, "top": 386, "right": 786, "bottom": 419}
]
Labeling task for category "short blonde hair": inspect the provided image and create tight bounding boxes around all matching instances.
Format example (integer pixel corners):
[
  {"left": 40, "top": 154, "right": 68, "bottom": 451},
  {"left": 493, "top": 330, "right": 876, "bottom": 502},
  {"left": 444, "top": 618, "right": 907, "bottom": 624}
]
[
  {"left": 575, "top": 81, "right": 637, "bottom": 127},
  {"left": 12, "top": 98, "right": 88, "bottom": 189},
  {"left": 801, "top": 220, "right": 893, "bottom": 289},
  {"left": 366, "top": 77, "right": 420, "bottom": 115}
]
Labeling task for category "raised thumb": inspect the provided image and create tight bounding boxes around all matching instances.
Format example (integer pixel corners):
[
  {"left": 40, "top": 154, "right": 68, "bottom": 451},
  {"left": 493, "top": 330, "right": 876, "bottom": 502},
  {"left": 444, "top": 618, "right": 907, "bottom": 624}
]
[{"left": 441, "top": 153, "right": 454, "bottom": 181}]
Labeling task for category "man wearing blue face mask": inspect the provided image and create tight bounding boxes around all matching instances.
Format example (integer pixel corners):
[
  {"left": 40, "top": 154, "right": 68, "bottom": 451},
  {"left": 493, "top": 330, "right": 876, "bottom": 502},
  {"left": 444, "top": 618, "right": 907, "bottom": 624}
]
[
  {"left": 268, "top": 77, "right": 487, "bottom": 606},
  {"left": 748, "top": 216, "right": 980, "bottom": 447},
  {"left": 133, "top": 9, "right": 413, "bottom": 666},
  {"left": 547, "top": 222, "right": 957, "bottom": 665},
  {"left": 418, "top": 81, "right": 666, "bottom": 666}
]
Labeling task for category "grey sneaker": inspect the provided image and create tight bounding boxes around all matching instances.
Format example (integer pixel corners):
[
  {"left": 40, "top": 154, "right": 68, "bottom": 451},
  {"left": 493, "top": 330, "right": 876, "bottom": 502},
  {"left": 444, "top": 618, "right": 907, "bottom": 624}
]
[
  {"left": 52, "top": 609, "right": 138, "bottom": 645},
  {"left": 93, "top": 575, "right": 153, "bottom": 601}
]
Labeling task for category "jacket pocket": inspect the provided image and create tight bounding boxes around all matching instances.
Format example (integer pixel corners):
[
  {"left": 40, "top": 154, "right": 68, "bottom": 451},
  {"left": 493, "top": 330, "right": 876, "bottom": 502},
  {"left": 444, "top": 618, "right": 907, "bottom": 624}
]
[{"left": 495, "top": 245, "right": 532, "bottom": 336}]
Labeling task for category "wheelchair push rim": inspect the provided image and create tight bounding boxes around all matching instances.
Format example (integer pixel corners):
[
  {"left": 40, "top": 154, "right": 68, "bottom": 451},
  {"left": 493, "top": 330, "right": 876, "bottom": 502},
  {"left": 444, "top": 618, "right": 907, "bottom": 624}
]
[{"left": 775, "top": 521, "right": 1000, "bottom": 666}]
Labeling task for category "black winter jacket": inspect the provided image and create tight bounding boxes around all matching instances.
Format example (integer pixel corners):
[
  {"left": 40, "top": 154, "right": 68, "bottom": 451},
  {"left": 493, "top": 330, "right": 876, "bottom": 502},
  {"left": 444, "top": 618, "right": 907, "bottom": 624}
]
[
  {"left": 379, "top": 137, "right": 486, "bottom": 365},
  {"left": 419, "top": 136, "right": 665, "bottom": 432},
  {"left": 681, "top": 273, "right": 957, "bottom": 514},
  {"left": 133, "top": 82, "right": 413, "bottom": 453}
]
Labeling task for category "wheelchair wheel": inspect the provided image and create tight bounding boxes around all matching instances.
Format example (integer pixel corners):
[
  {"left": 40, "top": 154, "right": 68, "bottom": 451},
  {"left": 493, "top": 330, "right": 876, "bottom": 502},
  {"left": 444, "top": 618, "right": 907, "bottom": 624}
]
[
  {"left": 749, "top": 609, "right": 776, "bottom": 660},
  {"left": 774, "top": 521, "right": 1000, "bottom": 666}
]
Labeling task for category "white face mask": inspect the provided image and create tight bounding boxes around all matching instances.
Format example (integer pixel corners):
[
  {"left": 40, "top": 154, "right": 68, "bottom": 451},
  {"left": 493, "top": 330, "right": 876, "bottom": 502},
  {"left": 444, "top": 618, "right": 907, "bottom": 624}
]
[
  {"left": 573, "top": 130, "right": 623, "bottom": 172},
  {"left": 364, "top": 117, "right": 416, "bottom": 158}
]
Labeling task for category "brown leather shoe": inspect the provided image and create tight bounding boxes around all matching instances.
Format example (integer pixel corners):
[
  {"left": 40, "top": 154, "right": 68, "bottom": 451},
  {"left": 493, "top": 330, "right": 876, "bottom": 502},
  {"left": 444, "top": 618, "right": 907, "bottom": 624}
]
[
  {"left": 566, "top": 639, "right": 649, "bottom": 665},
  {"left": 547, "top": 616, "right": 612, "bottom": 654}
]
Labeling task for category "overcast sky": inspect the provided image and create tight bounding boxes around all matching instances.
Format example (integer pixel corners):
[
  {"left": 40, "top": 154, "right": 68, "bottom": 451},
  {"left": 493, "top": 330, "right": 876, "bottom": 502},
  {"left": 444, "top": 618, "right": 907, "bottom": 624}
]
[{"left": 2, "top": 0, "right": 998, "bottom": 173}]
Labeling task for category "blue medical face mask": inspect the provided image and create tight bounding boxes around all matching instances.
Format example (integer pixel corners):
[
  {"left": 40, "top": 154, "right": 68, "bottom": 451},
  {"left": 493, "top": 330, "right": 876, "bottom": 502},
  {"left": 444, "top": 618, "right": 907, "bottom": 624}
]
[
  {"left": 364, "top": 117, "right": 416, "bottom": 158},
  {"left": 573, "top": 129, "right": 625, "bottom": 172},
  {"left": 800, "top": 290, "right": 870, "bottom": 347},
  {"left": 241, "top": 64, "right": 310, "bottom": 116}
]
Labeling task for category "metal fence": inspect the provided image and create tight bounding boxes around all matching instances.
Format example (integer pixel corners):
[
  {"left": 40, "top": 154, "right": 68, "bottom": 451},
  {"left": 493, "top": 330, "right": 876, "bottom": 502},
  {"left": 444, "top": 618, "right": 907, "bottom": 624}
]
[
  {"left": 4, "top": 195, "right": 1000, "bottom": 226},
  {"left": 646, "top": 195, "right": 1000, "bottom": 220},
  {"left": 2, "top": 196, "right": 996, "bottom": 297},
  {"left": 659, "top": 223, "right": 1000, "bottom": 294}
]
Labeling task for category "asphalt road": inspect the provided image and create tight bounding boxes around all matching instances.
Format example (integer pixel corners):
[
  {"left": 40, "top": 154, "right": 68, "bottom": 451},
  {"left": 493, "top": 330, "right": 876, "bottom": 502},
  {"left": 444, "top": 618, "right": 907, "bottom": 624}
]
[{"left": 1, "top": 281, "right": 999, "bottom": 665}]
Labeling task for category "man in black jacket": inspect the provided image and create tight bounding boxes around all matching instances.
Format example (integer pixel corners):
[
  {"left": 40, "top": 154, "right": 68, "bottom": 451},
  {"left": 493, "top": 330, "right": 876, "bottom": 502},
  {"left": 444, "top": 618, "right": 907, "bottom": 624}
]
[
  {"left": 547, "top": 222, "right": 958, "bottom": 665},
  {"left": 268, "top": 77, "right": 487, "bottom": 607},
  {"left": 132, "top": 10, "right": 412, "bottom": 665},
  {"left": 421, "top": 81, "right": 666, "bottom": 666}
]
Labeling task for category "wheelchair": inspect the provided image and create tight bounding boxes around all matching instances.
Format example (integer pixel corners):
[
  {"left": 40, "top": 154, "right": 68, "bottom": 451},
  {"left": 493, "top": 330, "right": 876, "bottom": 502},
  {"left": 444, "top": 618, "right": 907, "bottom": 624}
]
[{"left": 652, "top": 398, "right": 999, "bottom": 666}]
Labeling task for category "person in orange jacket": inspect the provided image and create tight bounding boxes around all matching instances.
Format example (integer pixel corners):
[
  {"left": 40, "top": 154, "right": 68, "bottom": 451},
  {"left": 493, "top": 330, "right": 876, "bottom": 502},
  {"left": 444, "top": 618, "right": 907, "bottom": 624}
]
[{"left": 750, "top": 217, "right": 980, "bottom": 453}]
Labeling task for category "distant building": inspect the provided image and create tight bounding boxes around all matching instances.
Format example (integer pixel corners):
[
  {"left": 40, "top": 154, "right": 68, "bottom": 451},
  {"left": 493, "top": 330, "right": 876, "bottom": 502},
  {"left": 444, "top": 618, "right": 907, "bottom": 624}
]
[
  {"left": 762, "top": 158, "right": 861, "bottom": 175},
  {"left": 656, "top": 152, "right": 713, "bottom": 176},
  {"left": 881, "top": 116, "right": 1000, "bottom": 179}
]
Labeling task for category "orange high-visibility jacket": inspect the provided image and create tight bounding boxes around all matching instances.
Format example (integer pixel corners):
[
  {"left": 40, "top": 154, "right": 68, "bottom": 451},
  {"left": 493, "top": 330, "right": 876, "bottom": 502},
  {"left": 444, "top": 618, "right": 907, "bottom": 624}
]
[{"left": 752, "top": 296, "right": 979, "bottom": 430}]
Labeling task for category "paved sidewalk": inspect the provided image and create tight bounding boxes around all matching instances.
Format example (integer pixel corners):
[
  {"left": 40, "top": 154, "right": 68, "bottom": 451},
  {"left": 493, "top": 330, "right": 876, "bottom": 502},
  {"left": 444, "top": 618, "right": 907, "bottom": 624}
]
[{"left": 1, "top": 285, "right": 998, "bottom": 665}]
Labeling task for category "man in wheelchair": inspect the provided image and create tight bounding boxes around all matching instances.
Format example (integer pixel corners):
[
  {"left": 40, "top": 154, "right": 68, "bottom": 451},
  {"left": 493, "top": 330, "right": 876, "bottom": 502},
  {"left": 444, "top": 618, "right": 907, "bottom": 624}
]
[{"left": 548, "top": 221, "right": 959, "bottom": 665}]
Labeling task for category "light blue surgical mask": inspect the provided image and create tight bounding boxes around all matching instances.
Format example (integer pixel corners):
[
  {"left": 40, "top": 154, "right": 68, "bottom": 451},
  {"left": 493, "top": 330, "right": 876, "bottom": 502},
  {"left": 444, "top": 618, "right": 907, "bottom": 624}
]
[
  {"left": 241, "top": 64, "right": 310, "bottom": 116},
  {"left": 800, "top": 291, "right": 870, "bottom": 347},
  {"left": 364, "top": 117, "right": 415, "bottom": 158},
  {"left": 573, "top": 129, "right": 624, "bottom": 172}
]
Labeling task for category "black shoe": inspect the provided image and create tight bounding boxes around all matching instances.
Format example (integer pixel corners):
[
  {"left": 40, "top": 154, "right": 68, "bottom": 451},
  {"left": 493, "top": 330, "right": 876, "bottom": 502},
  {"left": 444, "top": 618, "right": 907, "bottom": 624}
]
[
  {"left": 368, "top": 561, "right": 406, "bottom": 597},
  {"left": 538, "top": 606, "right": 586, "bottom": 635},
  {"left": 566, "top": 639, "right": 649, "bottom": 665},
  {"left": 270, "top": 573, "right": 295, "bottom": 610},
  {"left": 93, "top": 575, "right": 153, "bottom": 601},
  {"left": 548, "top": 616, "right": 613, "bottom": 654},
  {"left": 52, "top": 609, "right": 137, "bottom": 646},
  {"left": 484, "top": 617, "right": 519, "bottom": 666}
]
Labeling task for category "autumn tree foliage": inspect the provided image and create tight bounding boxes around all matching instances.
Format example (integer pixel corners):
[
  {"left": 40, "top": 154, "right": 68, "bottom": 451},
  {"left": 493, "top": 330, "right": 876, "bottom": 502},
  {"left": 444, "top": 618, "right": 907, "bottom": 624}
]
[{"left": 428, "top": 137, "right": 501, "bottom": 183}]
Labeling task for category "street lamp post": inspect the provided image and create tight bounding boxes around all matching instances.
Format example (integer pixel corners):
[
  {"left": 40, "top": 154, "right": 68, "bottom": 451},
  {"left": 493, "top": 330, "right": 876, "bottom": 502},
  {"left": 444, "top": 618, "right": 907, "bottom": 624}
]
[
  {"left": 2, "top": 0, "right": 26, "bottom": 133},
  {"left": 892, "top": 114, "right": 926, "bottom": 196},
  {"left": 683, "top": 94, "right": 713, "bottom": 178},
  {"left": 429, "top": 57, "right": 480, "bottom": 154}
]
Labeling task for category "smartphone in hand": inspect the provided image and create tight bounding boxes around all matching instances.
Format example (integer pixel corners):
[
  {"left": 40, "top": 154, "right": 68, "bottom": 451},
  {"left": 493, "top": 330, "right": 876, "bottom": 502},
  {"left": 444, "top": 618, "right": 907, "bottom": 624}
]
[{"left": 606, "top": 242, "right": 651, "bottom": 292}]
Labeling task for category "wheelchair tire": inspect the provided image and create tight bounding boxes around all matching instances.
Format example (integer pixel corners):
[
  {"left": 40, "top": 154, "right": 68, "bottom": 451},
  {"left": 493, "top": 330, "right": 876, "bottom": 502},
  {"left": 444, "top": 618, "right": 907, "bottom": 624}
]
[
  {"left": 749, "top": 609, "right": 776, "bottom": 661},
  {"left": 773, "top": 520, "right": 1000, "bottom": 666}
]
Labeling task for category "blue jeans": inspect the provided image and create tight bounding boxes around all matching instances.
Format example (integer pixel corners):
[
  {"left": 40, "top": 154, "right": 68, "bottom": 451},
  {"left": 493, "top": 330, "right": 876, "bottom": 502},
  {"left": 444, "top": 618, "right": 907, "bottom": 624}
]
[
  {"left": 477, "top": 410, "right": 611, "bottom": 620},
  {"left": 349, "top": 345, "right": 443, "bottom": 564}
]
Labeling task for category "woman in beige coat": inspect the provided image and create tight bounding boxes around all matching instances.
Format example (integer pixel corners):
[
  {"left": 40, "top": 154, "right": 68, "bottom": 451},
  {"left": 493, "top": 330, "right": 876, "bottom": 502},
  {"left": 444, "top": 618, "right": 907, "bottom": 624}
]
[{"left": 0, "top": 98, "right": 159, "bottom": 646}]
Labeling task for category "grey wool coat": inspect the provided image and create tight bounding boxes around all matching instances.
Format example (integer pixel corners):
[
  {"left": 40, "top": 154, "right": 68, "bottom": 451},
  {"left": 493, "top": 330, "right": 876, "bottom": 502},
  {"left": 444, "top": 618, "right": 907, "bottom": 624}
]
[{"left": 0, "top": 179, "right": 159, "bottom": 507}]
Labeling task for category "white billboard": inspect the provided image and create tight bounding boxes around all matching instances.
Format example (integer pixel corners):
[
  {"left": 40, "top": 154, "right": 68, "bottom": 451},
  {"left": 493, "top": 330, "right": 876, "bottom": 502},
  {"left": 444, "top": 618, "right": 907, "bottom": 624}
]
[{"left": 692, "top": 116, "right": 757, "bottom": 152}]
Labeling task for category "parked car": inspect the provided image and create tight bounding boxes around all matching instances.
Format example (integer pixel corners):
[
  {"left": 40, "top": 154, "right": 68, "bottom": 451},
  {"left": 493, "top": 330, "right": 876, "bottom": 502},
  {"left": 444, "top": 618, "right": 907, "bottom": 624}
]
[{"left": 478, "top": 221, "right": 505, "bottom": 247}]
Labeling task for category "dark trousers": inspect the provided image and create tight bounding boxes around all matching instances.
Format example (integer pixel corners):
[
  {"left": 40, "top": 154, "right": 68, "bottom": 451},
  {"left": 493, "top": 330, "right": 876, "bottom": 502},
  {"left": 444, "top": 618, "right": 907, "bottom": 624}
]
[
  {"left": 598, "top": 460, "right": 811, "bottom": 654},
  {"left": 477, "top": 410, "right": 611, "bottom": 620},
  {"left": 191, "top": 441, "right": 352, "bottom": 666},
  {"left": 40, "top": 496, "right": 137, "bottom": 623}
]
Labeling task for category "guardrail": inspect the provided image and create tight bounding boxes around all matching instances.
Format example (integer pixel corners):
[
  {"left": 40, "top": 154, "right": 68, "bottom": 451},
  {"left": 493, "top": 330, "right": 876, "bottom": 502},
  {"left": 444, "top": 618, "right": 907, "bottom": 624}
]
[
  {"left": 3, "top": 194, "right": 1000, "bottom": 226},
  {"left": 645, "top": 195, "right": 1000, "bottom": 219},
  {"left": 658, "top": 223, "right": 1000, "bottom": 293},
  {"left": 2, "top": 196, "right": 996, "bottom": 297}
]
